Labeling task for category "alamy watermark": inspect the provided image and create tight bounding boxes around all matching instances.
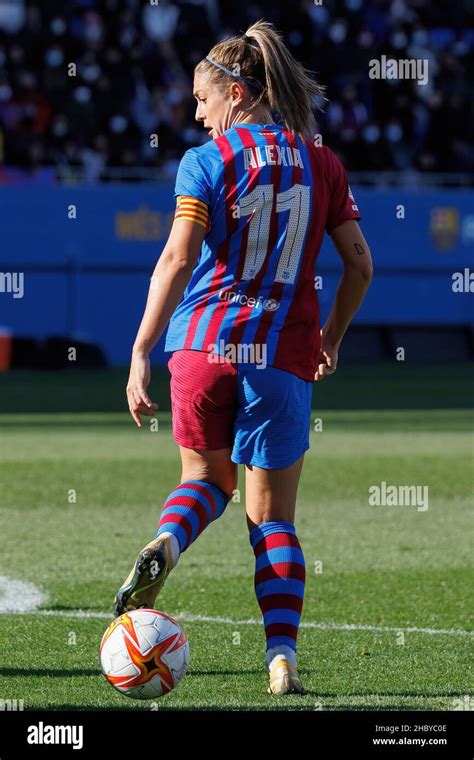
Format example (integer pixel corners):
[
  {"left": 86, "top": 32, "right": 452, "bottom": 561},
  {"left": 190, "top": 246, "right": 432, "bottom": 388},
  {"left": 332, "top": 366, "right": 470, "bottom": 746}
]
[
  {"left": 0, "top": 698, "right": 24, "bottom": 710},
  {"left": 452, "top": 268, "right": 474, "bottom": 293},
  {"left": 369, "top": 481, "right": 429, "bottom": 512},
  {"left": 207, "top": 340, "right": 267, "bottom": 369},
  {"left": 369, "top": 55, "right": 429, "bottom": 86},
  {"left": 27, "top": 721, "right": 83, "bottom": 750},
  {"left": 0, "top": 271, "right": 24, "bottom": 298}
]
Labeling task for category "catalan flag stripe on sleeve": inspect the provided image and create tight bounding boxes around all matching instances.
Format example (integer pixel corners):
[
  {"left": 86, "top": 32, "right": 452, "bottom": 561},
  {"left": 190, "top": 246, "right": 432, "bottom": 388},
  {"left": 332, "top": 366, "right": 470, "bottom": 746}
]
[{"left": 175, "top": 195, "right": 210, "bottom": 231}]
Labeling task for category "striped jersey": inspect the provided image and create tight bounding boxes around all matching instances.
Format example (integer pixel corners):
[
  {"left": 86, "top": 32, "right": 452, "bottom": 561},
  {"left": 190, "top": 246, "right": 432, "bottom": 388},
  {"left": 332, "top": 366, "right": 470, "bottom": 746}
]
[{"left": 164, "top": 122, "right": 360, "bottom": 382}]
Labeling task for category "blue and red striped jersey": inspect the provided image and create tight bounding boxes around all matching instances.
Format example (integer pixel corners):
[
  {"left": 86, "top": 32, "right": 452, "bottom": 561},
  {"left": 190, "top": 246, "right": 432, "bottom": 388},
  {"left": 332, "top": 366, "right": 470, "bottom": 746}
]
[{"left": 165, "top": 122, "right": 360, "bottom": 381}]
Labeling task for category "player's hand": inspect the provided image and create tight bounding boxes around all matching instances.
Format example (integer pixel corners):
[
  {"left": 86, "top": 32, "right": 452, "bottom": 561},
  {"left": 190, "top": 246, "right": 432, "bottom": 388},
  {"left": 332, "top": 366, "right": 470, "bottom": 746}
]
[
  {"left": 315, "top": 338, "right": 338, "bottom": 381},
  {"left": 126, "top": 351, "right": 159, "bottom": 427}
]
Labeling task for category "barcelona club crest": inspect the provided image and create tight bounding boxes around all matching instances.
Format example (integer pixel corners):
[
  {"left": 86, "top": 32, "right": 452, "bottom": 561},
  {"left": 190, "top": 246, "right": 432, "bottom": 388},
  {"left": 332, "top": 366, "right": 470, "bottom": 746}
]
[{"left": 430, "top": 207, "right": 459, "bottom": 251}]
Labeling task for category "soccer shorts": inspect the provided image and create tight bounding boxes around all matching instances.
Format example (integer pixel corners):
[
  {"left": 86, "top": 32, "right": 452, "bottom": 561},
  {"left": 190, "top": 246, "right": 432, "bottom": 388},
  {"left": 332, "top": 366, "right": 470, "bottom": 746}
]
[{"left": 167, "top": 349, "right": 312, "bottom": 469}]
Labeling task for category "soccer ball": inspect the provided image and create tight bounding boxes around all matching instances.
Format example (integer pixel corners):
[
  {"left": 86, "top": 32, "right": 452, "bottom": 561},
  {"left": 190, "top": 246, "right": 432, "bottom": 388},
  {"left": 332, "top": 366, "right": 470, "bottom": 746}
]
[{"left": 99, "top": 609, "right": 189, "bottom": 699}]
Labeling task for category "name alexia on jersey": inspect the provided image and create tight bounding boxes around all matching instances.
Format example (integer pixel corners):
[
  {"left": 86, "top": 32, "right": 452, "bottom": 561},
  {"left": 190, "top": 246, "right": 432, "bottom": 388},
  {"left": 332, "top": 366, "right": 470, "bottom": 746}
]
[{"left": 243, "top": 145, "right": 304, "bottom": 169}]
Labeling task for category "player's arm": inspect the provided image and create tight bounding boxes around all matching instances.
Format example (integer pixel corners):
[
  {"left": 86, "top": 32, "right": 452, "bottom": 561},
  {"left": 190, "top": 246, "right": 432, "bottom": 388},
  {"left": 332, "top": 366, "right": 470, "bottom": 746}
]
[
  {"left": 316, "top": 219, "right": 373, "bottom": 380},
  {"left": 134, "top": 213, "right": 207, "bottom": 355},
  {"left": 126, "top": 203, "right": 208, "bottom": 426}
]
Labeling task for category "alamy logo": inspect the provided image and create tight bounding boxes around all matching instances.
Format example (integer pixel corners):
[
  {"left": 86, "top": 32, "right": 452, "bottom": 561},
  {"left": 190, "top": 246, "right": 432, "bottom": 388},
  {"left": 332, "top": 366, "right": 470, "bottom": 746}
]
[
  {"left": 452, "top": 268, "right": 474, "bottom": 293},
  {"left": 0, "top": 698, "right": 24, "bottom": 710},
  {"left": 369, "top": 55, "right": 428, "bottom": 86},
  {"left": 451, "top": 695, "right": 474, "bottom": 711},
  {"left": 369, "top": 481, "right": 429, "bottom": 511},
  {"left": 207, "top": 340, "right": 268, "bottom": 369},
  {"left": 0, "top": 272, "right": 24, "bottom": 299},
  {"left": 27, "top": 721, "right": 83, "bottom": 750}
]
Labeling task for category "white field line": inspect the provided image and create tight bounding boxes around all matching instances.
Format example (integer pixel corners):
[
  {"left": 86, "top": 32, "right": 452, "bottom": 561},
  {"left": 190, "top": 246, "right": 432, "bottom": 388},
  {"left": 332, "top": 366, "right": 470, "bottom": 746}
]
[
  {"left": 3, "top": 608, "right": 473, "bottom": 638},
  {"left": 1, "top": 577, "right": 472, "bottom": 637}
]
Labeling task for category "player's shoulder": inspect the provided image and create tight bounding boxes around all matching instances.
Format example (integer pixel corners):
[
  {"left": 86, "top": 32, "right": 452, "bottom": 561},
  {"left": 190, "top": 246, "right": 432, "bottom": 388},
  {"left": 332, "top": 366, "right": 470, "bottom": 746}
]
[
  {"left": 309, "top": 143, "right": 342, "bottom": 169},
  {"left": 182, "top": 139, "right": 221, "bottom": 167},
  {"left": 179, "top": 141, "right": 223, "bottom": 186},
  {"left": 307, "top": 143, "right": 349, "bottom": 186},
  {"left": 175, "top": 141, "right": 224, "bottom": 204}
]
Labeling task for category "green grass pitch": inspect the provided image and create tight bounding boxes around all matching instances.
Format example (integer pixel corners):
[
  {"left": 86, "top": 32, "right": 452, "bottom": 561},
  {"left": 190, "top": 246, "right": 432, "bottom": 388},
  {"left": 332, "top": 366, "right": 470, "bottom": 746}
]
[{"left": 0, "top": 364, "right": 472, "bottom": 711}]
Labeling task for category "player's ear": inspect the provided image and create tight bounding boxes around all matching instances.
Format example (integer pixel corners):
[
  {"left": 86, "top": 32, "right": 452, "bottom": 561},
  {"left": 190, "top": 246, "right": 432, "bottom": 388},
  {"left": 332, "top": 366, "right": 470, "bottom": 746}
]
[{"left": 230, "top": 81, "right": 245, "bottom": 105}]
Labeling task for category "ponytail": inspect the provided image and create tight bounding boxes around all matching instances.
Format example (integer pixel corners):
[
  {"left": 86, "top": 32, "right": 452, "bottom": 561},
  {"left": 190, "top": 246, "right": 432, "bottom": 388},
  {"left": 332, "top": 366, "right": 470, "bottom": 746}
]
[
  {"left": 244, "top": 20, "right": 324, "bottom": 137},
  {"left": 195, "top": 20, "right": 325, "bottom": 138}
]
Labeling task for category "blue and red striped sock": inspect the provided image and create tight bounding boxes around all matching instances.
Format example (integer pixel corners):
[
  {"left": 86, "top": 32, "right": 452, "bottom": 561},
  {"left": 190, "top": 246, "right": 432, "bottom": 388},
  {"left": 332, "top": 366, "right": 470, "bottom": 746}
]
[
  {"left": 249, "top": 520, "right": 306, "bottom": 668},
  {"left": 156, "top": 480, "right": 229, "bottom": 561}
]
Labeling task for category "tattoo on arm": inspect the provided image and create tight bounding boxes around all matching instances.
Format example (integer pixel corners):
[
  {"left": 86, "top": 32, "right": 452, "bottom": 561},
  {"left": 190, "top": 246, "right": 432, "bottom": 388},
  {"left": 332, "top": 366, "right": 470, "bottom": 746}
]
[{"left": 354, "top": 243, "right": 366, "bottom": 255}]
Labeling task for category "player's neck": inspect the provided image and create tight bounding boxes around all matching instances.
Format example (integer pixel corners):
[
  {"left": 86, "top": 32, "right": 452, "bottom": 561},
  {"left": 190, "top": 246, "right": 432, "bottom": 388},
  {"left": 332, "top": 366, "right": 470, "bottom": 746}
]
[{"left": 231, "top": 107, "right": 274, "bottom": 128}]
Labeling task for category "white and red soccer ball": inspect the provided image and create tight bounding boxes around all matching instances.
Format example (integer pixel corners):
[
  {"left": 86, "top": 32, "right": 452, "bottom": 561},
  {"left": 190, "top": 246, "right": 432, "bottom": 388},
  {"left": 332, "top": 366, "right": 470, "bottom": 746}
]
[{"left": 100, "top": 609, "right": 189, "bottom": 699}]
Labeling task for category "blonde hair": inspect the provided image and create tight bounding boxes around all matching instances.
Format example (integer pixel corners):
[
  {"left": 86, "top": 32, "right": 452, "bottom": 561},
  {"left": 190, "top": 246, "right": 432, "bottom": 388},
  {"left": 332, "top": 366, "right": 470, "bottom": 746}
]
[{"left": 195, "top": 20, "right": 325, "bottom": 138}]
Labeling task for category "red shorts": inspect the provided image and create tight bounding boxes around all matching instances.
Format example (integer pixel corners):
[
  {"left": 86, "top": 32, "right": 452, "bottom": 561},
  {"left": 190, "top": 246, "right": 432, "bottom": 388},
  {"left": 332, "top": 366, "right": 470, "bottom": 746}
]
[{"left": 168, "top": 349, "right": 237, "bottom": 450}]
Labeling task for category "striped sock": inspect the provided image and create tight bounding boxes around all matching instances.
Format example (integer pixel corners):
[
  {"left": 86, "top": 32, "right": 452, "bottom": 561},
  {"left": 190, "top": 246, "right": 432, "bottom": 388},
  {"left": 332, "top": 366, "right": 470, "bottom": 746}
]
[
  {"left": 156, "top": 480, "right": 229, "bottom": 558},
  {"left": 249, "top": 520, "right": 306, "bottom": 667}
]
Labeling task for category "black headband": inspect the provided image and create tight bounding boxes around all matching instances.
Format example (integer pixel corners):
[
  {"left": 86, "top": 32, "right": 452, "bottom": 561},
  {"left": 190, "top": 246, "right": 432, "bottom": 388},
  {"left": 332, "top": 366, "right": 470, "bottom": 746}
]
[{"left": 205, "top": 55, "right": 264, "bottom": 92}]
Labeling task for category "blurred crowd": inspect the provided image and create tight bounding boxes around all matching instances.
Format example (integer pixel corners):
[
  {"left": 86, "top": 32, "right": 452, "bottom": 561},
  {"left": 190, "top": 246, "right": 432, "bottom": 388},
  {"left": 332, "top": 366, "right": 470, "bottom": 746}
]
[{"left": 0, "top": 0, "right": 472, "bottom": 182}]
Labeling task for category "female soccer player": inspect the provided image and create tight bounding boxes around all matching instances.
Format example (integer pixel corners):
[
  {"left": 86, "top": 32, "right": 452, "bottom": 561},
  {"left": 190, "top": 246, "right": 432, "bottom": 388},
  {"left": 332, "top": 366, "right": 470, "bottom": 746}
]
[{"left": 114, "top": 20, "right": 373, "bottom": 695}]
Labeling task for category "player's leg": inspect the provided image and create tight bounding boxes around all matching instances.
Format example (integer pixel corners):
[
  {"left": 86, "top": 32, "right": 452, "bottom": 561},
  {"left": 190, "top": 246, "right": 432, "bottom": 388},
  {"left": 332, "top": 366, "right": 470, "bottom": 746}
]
[
  {"left": 155, "top": 350, "right": 238, "bottom": 558},
  {"left": 246, "top": 457, "right": 306, "bottom": 695},
  {"left": 114, "top": 446, "right": 236, "bottom": 616},
  {"left": 154, "top": 445, "right": 237, "bottom": 564},
  {"left": 245, "top": 454, "right": 304, "bottom": 530},
  {"left": 178, "top": 445, "right": 238, "bottom": 498},
  {"left": 114, "top": 350, "right": 237, "bottom": 616},
  {"left": 231, "top": 364, "right": 312, "bottom": 694}
]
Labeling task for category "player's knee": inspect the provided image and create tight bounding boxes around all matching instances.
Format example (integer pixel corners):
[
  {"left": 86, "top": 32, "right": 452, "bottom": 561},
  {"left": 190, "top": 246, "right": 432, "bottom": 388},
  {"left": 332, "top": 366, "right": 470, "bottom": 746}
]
[
  {"left": 248, "top": 512, "right": 290, "bottom": 527},
  {"left": 212, "top": 472, "right": 237, "bottom": 500},
  {"left": 182, "top": 469, "right": 237, "bottom": 501}
]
